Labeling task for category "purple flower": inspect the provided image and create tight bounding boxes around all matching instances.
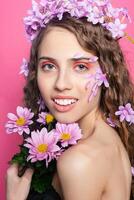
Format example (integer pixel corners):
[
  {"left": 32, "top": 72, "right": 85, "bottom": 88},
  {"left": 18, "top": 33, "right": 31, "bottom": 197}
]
[
  {"left": 24, "top": 0, "right": 130, "bottom": 40},
  {"left": 88, "top": 56, "right": 98, "bottom": 63},
  {"left": 106, "top": 19, "right": 127, "bottom": 38},
  {"left": 5, "top": 106, "right": 34, "bottom": 135},
  {"left": 131, "top": 167, "right": 134, "bottom": 176},
  {"left": 115, "top": 103, "right": 134, "bottom": 124},
  {"left": 19, "top": 58, "right": 29, "bottom": 77},
  {"left": 37, "top": 112, "right": 54, "bottom": 124},
  {"left": 24, "top": 128, "right": 61, "bottom": 167},
  {"left": 85, "top": 68, "right": 109, "bottom": 101},
  {"left": 23, "top": 0, "right": 129, "bottom": 41},
  {"left": 37, "top": 97, "right": 45, "bottom": 111},
  {"left": 24, "top": 16, "right": 42, "bottom": 40},
  {"left": 73, "top": 52, "right": 84, "bottom": 59},
  {"left": 107, "top": 117, "right": 116, "bottom": 127},
  {"left": 95, "top": 68, "right": 109, "bottom": 87},
  {"left": 94, "top": 0, "right": 109, "bottom": 7},
  {"left": 55, "top": 122, "right": 82, "bottom": 147},
  {"left": 87, "top": 6, "right": 104, "bottom": 24},
  {"left": 120, "top": 8, "right": 131, "bottom": 23},
  {"left": 106, "top": 3, "right": 121, "bottom": 18}
]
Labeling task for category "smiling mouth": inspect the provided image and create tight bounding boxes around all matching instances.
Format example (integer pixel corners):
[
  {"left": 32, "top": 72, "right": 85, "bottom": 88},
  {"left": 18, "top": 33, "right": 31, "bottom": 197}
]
[{"left": 53, "top": 98, "right": 78, "bottom": 106}]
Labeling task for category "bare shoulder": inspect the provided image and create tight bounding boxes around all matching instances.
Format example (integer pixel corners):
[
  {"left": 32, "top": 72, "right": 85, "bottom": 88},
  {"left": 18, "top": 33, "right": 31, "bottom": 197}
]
[
  {"left": 57, "top": 121, "right": 120, "bottom": 172},
  {"left": 57, "top": 136, "right": 114, "bottom": 199},
  {"left": 57, "top": 136, "right": 114, "bottom": 177},
  {"left": 56, "top": 122, "right": 131, "bottom": 199}
]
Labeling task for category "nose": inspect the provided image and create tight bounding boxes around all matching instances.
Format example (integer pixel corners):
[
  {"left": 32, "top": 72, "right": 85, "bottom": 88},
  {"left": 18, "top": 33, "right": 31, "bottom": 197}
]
[{"left": 54, "top": 69, "right": 73, "bottom": 91}]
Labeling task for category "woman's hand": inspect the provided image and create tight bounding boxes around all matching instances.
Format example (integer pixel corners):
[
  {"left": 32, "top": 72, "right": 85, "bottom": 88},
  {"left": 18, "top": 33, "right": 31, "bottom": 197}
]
[{"left": 6, "top": 164, "right": 34, "bottom": 200}]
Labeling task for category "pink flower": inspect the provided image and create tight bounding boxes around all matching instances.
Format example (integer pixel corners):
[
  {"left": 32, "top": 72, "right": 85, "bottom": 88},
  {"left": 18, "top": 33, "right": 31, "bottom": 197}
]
[
  {"left": 37, "top": 112, "right": 54, "bottom": 124},
  {"left": 106, "top": 19, "right": 127, "bottom": 38},
  {"left": 73, "top": 52, "right": 84, "bottom": 59},
  {"left": 115, "top": 103, "right": 134, "bottom": 124},
  {"left": 5, "top": 106, "right": 34, "bottom": 135},
  {"left": 19, "top": 58, "right": 29, "bottom": 77},
  {"left": 107, "top": 117, "right": 116, "bottom": 127},
  {"left": 24, "top": 128, "right": 61, "bottom": 167},
  {"left": 88, "top": 56, "right": 98, "bottom": 63},
  {"left": 85, "top": 68, "right": 109, "bottom": 101},
  {"left": 24, "top": 0, "right": 129, "bottom": 41},
  {"left": 37, "top": 97, "right": 45, "bottom": 111},
  {"left": 55, "top": 123, "right": 82, "bottom": 147},
  {"left": 131, "top": 167, "right": 134, "bottom": 176},
  {"left": 94, "top": 0, "right": 109, "bottom": 6}
]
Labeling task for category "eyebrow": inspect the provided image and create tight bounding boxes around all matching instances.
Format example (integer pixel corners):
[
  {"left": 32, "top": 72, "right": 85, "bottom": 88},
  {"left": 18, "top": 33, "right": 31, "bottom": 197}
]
[{"left": 38, "top": 56, "right": 91, "bottom": 62}]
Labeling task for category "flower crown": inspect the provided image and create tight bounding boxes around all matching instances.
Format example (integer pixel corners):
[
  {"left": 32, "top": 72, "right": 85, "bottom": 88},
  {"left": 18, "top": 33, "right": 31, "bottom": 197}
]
[{"left": 24, "top": 0, "right": 131, "bottom": 41}]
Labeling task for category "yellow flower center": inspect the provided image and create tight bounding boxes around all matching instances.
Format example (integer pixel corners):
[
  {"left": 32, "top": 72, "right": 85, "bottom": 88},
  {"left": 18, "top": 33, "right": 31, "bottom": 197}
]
[
  {"left": 46, "top": 114, "right": 54, "bottom": 123},
  {"left": 16, "top": 117, "right": 26, "bottom": 126},
  {"left": 61, "top": 133, "right": 71, "bottom": 141},
  {"left": 37, "top": 144, "right": 48, "bottom": 153}
]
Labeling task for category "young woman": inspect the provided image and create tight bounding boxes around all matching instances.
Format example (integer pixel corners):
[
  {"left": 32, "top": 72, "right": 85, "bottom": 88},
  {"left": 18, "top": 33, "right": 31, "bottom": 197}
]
[{"left": 6, "top": 0, "right": 134, "bottom": 199}]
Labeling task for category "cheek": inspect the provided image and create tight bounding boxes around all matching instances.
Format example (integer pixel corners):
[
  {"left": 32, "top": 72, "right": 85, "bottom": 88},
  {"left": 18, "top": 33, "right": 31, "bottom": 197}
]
[
  {"left": 78, "top": 80, "right": 89, "bottom": 100},
  {"left": 37, "top": 76, "right": 49, "bottom": 97}
]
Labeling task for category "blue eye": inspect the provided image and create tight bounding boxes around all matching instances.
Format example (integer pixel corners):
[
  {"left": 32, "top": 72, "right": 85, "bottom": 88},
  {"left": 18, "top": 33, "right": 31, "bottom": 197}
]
[
  {"left": 75, "top": 64, "right": 89, "bottom": 72},
  {"left": 41, "top": 62, "right": 56, "bottom": 71}
]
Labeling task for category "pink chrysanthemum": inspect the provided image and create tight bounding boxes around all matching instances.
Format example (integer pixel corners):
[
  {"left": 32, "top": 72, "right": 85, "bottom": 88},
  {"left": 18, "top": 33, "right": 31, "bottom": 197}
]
[
  {"left": 5, "top": 106, "right": 34, "bottom": 135},
  {"left": 55, "top": 123, "right": 82, "bottom": 147},
  {"left": 37, "top": 112, "right": 54, "bottom": 124},
  {"left": 24, "top": 128, "right": 61, "bottom": 167}
]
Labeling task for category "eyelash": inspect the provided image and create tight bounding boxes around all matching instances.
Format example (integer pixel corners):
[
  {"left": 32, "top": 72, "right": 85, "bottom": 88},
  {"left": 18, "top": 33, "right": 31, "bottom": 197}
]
[
  {"left": 40, "top": 62, "right": 90, "bottom": 72},
  {"left": 41, "top": 62, "right": 56, "bottom": 71},
  {"left": 73, "top": 63, "right": 90, "bottom": 72}
]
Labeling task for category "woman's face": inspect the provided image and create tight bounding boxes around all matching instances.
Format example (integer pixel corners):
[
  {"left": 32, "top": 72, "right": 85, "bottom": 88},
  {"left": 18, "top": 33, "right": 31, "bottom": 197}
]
[{"left": 37, "top": 27, "right": 101, "bottom": 124}]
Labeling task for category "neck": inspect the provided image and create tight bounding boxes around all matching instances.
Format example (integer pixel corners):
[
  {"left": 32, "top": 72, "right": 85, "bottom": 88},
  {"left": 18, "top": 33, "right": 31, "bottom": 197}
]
[{"left": 77, "top": 108, "right": 102, "bottom": 139}]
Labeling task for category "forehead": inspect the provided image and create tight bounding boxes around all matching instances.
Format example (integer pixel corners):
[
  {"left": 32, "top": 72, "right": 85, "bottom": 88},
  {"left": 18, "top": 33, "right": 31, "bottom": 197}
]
[{"left": 38, "top": 27, "right": 94, "bottom": 59}]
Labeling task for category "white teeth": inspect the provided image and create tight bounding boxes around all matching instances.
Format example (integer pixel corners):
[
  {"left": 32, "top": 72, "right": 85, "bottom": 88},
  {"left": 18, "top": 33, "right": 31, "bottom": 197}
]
[{"left": 54, "top": 99, "right": 77, "bottom": 106}]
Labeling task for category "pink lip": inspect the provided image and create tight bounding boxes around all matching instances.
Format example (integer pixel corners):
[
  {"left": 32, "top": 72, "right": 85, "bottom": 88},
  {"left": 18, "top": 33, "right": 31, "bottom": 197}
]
[
  {"left": 53, "top": 101, "right": 77, "bottom": 112},
  {"left": 53, "top": 95, "right": 78, "bottom": 100}
]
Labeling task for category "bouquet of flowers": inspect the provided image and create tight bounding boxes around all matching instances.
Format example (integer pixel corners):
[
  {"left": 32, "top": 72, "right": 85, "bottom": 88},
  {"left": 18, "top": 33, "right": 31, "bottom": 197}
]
[{"left": 5, "top": 106, "right": 82, "bottom": 193}]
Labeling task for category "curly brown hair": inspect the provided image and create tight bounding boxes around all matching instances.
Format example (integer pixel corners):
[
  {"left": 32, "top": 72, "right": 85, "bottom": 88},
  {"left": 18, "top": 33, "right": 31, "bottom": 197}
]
[{"left": 23, "top": 14, "right": 134, "bottom": 196}]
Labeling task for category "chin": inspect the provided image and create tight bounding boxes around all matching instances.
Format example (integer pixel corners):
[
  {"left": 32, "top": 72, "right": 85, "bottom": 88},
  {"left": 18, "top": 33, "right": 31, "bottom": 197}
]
[{"left": 54, "top": 116, "right": 77, "bottom": 124}]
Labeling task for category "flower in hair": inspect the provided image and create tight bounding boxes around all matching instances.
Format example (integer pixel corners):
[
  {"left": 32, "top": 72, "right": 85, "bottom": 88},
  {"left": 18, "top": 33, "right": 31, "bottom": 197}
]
[
  {"left": 115, "top": 103, "right": 134, "bottom": 124},
  {"left": 106, "top": 19, "right": 127, "bottom": 38},
  {"left": 132, "top": 167, "right": 134, "bottom": 176},
  {"left": 19, "top": 58, "right": 29, "bottom": 77},
  {"left": 55, "top": 122, "right": 82, "bottom": 147},
  {"left": 107, "top": 116, "right": 116, "bottom": 127},
  {"left": 88, "top": 56, "right": 98, "bottom": 63},
  {"left": 87, "top": 6, "right": 104, "bottom": 24},
  {"left": 5, "top": 106, "right": 34, "bottom": 135},
  {"left": 85, "top": 68, "right": 109, "bottom": 101},
  {"left": 37, "top": 112, "right": 54, "bottom": 124},
  {"left": 24, "top": 0, "right": 130, "bottom": 41},
  {"left": 24, "top": 128, "right": 61, "bottom": 167},
  {"left": 37, "top": 97, "right": 46, "bottom": 111}
]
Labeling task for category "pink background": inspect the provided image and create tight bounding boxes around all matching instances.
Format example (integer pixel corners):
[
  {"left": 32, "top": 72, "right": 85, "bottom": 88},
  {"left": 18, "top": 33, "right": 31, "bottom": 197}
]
[{"left": 0, "top": 1, "right": 134, "bottom": 199}]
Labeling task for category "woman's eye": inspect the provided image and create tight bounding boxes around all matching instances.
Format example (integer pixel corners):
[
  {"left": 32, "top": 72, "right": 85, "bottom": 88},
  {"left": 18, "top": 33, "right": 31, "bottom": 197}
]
[
  {"left": 41, "top": 63, "right": 56, "bottom": 71},
  {"left": 74, "top": 64, "right": 89, "bottom": 72}
]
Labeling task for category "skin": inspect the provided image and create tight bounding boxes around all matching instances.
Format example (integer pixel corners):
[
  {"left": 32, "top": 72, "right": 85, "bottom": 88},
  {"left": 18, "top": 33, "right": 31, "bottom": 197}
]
[
  {"left": 6, "top": 164, "right": 33, "bottom": 200},
  {"left": 6, "top": 27, "right": 132, "bottom": 200}
]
